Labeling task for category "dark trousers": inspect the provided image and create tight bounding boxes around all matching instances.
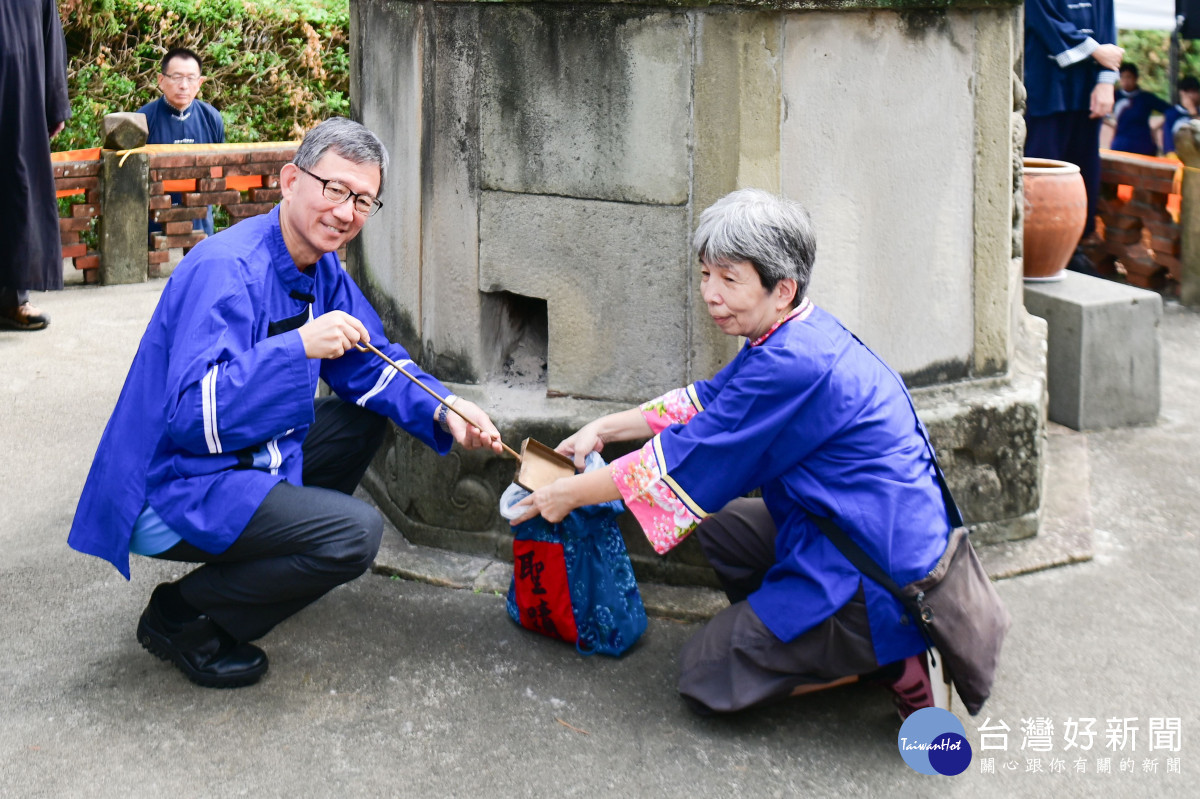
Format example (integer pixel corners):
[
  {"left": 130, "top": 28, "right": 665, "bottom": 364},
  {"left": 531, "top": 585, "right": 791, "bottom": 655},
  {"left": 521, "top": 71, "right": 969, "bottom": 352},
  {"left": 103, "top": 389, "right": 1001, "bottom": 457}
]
[
  {"left": 1025, "top": 110, "right": 1102, "bottom": 237},
  {"left": 678, "top": 498, "right": 879, "bottom": 714},
  {"left": 152, "top": 397, "right": 388, "bottom": 642}
]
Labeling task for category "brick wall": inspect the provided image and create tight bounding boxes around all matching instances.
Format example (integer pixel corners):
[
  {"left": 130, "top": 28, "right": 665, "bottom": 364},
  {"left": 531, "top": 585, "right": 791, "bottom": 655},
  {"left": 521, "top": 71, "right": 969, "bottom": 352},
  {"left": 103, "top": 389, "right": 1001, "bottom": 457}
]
[
  {"left": 1089, "top": 150, "right": 1182, "bottom": 293},
  {"left": 52, "top": 150, "right": 102, "bottom": 284},
  {"left": 147, "top": 145, "right": 295, "bottom": 277},
  {"left": 52, "top": 143, "right": 300, "bottom": 282}
]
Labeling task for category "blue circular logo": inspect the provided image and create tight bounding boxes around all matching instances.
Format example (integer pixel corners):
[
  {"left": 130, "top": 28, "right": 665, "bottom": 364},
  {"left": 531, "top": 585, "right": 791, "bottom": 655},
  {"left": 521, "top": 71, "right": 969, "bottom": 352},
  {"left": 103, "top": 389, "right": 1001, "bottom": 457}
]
[{"left": 897, "top": 707, "right": 972, "bottom": 776}]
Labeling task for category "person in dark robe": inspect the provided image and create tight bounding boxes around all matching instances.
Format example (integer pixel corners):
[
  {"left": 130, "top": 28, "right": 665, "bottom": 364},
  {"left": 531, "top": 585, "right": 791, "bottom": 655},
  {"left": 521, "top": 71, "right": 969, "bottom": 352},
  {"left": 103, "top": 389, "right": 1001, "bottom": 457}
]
[
  {"left": 1023, "top": 0, "right": 1123, "bottom": 275},
  {"left": 0, "top": 0, "right": 71, "bottom": 330}
]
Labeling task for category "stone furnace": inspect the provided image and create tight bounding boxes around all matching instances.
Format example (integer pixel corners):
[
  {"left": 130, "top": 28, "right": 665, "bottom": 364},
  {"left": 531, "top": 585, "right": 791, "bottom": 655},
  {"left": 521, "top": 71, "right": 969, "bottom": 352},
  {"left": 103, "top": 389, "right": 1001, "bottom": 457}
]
[{"left": 349, "top": 0, "right": 1043, "bottom": 586}]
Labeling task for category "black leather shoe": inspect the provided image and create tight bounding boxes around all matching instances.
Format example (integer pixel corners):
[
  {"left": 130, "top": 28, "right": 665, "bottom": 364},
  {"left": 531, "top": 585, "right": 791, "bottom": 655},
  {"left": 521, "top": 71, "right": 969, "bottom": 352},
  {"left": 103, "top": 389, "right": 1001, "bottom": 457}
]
[{"left": 137, "top": 584, "right": 268, "bottom": 688}]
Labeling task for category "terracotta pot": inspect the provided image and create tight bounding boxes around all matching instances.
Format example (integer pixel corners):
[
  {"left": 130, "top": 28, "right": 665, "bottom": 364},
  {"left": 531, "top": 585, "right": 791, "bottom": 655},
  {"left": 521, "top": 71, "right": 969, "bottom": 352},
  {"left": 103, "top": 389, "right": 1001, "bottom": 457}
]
[{"left": 1022, "top": 157, "right": 1087, "bottom": 281}]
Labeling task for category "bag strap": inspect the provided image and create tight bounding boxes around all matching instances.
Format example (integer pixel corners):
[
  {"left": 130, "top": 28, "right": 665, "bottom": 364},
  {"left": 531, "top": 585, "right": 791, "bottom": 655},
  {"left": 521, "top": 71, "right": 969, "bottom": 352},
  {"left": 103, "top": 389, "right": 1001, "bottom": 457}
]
[
  {"left": 840, "top": 325, "right": 964, "bottom": 529},
  {"left": 809, "top": 326, "right": 964, "bottom": 648}
]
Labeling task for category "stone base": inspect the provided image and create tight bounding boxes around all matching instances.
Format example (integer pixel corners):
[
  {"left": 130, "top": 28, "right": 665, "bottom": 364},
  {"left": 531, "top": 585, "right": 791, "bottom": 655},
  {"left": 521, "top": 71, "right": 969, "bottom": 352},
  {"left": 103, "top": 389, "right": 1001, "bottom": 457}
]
[
  {"left": 363, "top": 314, "right": 1048, "bottom": 583},
  {"left": 912, "top": 311, "right": 1048, "bottom": 545}
]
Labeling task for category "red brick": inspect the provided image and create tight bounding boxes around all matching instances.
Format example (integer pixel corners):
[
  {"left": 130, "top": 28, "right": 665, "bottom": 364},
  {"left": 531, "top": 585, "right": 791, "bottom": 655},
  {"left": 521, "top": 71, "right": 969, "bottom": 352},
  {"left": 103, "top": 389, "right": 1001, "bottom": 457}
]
[
  {"left": 74, "top": 254, "right": 100, "bottom": 270},
  {"left": 210, "top": 166, "right": 223, "bottom": 178},
  {"left": 151, "top": 167, "right": 213, "bottom": 181},
  {"left": 62, "top": 243, "right": 87, "bottom": 258},
  {"left": 58, "top": 217, "right": 92, "bottom": 232},
  {"left": 53, "top": 162, "right": 101, "bottom": 179},
  {"left": 1104, "top": 226, "right": 1142, "bottom": 245},
  {"left": 147, "top": 250, "right": 171, "bottom": 264},
  {"left": 197, "top": 178, "right": 227, "bottom": 192},
  {"left": 86, "top": 189, "right": 101, "bottom": 205},
  {"left": 251, "top": 148, "right": 296, "bottom": 162},
  {"left": 83, "top": 269, "right": 100, "bottom": 284},
  {"left": 195, "top": 152, "right": 250, "bottom": 167},
  {"left": 1100, "top": 213, "right": 1141, "bottom": 230},
  {"left": 153, "top": 207, "right": 207, "bottom": 222},
  {"left": 165, "top": 221, "right": 195, "bottom": 235},
  {"left": 149, "top": 195, "right": 173, "bottom": 210},
  {"left": 223, "top": 161, "right": 288, "bottom": 178},
  {"left": 60, "top": 230, "right": 80, "bottom": 244},
  {"left": 154, "top": 233, "right": 206, "bottom": 248},
  {"left": 249, "top": 187, "right": 282, "bottom": 203},
  {"left": 54, "top": 175, "right": 100, "bottom": 192},
  {"left": 226, "top": 202, "right": 276, "bottom": 218},
  {"left": 1144, "top": 220, "right": 1179, "bottom": 238},
  {"left": 147, "top": 153, "right": 198, "bottom": 169},
  {"left": 70, "top": 203, "right": 99, "bottom": 219},
  {"left": 1150, "top": 236, "right": 1181, "bottom": 256},
  {"left": 182, "top": 191, "right": 241, "bottom": 206}
]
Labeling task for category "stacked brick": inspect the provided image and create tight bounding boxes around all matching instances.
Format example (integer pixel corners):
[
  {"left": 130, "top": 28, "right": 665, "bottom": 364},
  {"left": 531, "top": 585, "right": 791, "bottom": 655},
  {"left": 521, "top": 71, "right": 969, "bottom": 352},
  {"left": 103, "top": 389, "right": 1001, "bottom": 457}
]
[
  {"left": 1093, "top": 153, "right": 1182, "bottom": 292},
  {"left": 53, "top": 159, "right": 102, "bottom": 284},
  {"left": 148, "top": 146, "right": 296, "bottom": 277}
]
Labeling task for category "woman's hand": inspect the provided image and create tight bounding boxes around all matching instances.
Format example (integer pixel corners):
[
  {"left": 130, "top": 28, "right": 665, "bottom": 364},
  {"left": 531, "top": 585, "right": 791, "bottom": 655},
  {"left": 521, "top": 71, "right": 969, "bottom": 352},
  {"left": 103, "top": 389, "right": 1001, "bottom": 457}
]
[
  {"left": 509, "top": 477, "right": 578, "bottom": 526},
  {"left": 558, "top": 421, "right": 605, "bottom": 470},
  {"left": 443, "top": 398, "right": 505, "bottom": 454},
  {"left": 508, "top": 467, "right": 622, "bottom": 526}
]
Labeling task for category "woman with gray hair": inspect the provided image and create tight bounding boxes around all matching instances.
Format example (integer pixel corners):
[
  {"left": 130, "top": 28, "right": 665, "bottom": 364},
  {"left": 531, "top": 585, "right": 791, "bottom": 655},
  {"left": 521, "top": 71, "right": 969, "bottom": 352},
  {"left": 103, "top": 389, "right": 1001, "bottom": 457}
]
[{"left": 511, "top": 188, "right": 957, "bottom": 718}]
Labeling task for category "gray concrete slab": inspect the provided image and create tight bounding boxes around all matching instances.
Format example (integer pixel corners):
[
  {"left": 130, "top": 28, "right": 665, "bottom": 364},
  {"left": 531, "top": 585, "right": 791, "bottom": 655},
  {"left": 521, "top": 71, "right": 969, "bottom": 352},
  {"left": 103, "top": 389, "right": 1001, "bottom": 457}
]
[
  {"left": 3, "top": 282, "right": 1198, "bottom": 797},
  {"left": 1025, "top": 272, "right": 1163, "bottom": 430}
]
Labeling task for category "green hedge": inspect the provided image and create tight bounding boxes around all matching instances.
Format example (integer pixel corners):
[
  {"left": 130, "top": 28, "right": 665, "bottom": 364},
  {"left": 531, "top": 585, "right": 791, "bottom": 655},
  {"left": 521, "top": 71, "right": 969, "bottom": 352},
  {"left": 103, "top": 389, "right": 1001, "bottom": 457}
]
[
  {"left": 1118, "top": 29, "right": 1200, "bottom": 102},
  {"left": 57, "top": 0, "right": 349, "bottom": 150}
]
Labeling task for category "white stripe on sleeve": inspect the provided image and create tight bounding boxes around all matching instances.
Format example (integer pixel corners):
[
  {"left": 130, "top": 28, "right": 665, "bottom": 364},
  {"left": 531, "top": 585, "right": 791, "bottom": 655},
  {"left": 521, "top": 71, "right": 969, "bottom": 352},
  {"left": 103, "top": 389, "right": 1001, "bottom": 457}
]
[
  {"left": 356, "top": 360, "right": 409, "bottom": 407},
  {"left": 202, "top": 365, "right": 223, "bottom": 454}
]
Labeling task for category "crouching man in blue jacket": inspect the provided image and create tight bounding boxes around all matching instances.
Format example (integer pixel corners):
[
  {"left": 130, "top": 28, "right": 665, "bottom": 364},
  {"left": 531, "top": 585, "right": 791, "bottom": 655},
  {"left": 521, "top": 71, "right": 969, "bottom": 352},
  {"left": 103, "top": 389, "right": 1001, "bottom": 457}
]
[{"left": 68, "top": 118, "right": 504, "bottom": 688}]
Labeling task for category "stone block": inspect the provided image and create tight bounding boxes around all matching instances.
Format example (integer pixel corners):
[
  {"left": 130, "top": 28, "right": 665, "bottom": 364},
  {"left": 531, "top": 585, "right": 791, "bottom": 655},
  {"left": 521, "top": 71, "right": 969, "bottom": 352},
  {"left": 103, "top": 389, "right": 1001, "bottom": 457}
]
[
  {"left": 1024, "top": 272, "right": 1162, "bottom": 431},
  {"left": 353, "top": 0, "right": 426, "bottom": 357},
  {"left": 781, "top": 12, "right": 977, "bottom": 384},
  {"left": 101, "top": 112, "right": 148, "bottom": 151},
  {"left": 478, "top": 6, "right": 690, "bottom": 204},
  {"left": 99, "top": 151, "right": 149, "bottom": 285},
  {"left": 479, "top": 191, "right": 690, "bottom": 403}
]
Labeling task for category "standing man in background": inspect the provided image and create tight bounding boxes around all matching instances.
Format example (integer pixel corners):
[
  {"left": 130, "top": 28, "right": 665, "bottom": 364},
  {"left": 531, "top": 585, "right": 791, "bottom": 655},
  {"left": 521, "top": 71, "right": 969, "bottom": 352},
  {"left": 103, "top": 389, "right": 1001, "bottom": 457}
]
[
  {"left": 0, "top": 0, "right": 71, "bottom": 331},
  {"left": 1024, "top": 0, "right": 1124, "bottom": 274},
  {"left": 138, "top": 47, "right": 225, "bottom": 235}
]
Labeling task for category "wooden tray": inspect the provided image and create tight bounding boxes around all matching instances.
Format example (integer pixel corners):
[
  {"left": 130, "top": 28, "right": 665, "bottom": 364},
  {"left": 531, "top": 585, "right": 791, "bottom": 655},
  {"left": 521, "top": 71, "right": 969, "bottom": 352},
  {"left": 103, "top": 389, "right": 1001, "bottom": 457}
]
[{"left": 515, "top": 438, "right": 576, "bottom": 491}]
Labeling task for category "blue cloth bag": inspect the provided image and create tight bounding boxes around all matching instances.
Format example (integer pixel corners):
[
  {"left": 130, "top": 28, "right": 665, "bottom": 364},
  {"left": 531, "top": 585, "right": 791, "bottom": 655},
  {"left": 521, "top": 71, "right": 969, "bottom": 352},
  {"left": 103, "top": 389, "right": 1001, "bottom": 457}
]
[{"left": 500, "top": 454, "right": 647, "bottom": 657}]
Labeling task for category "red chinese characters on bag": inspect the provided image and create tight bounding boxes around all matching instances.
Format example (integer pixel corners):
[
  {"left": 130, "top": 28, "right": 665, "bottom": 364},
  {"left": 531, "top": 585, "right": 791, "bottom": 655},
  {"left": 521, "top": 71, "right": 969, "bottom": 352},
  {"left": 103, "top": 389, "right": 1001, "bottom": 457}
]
[{"left": 511, "top": 540, "right": 578, "bottom": 643}]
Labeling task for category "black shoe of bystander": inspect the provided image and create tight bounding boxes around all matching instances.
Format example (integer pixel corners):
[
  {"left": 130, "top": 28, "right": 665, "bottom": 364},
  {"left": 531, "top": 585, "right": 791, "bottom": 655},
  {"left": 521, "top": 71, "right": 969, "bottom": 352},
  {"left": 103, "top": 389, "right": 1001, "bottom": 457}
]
[{"left": 136, "top": 583, "right": 268, "bottom": 688}]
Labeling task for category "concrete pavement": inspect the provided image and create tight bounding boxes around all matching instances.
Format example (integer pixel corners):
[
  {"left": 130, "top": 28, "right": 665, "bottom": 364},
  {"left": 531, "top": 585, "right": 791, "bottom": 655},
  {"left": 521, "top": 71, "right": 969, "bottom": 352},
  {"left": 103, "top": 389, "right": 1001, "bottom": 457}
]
[{"left": 2, "top": 280, "right": 1197, "bottom": 798}]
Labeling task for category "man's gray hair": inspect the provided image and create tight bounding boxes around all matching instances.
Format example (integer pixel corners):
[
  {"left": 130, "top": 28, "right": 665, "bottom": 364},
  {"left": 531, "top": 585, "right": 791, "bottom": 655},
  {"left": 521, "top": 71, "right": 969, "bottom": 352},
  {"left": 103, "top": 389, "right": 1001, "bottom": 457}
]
[
  {"left": 693, "top": 188, "right": 816, "bottom": 305},
  {"left": 292, "top": 117, "right": 390, "bottom": 197}
]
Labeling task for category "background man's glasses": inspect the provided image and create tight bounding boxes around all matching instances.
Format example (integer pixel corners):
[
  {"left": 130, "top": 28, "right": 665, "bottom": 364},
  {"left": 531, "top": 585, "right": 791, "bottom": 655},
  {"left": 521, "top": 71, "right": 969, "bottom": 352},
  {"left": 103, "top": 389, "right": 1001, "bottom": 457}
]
[
  {"left": 163, "top": 74, "right": 202, "bottom": 85},
  {"left": 297, "top": 166, "right": 383, "bottom": 216}
]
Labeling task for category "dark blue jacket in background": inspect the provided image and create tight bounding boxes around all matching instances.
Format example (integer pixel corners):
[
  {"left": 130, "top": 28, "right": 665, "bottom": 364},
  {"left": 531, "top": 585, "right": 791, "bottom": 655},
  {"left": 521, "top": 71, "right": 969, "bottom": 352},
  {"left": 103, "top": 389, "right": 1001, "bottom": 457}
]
[
  {"left": 137, "top": 96, "right": 226, "bottom": 234},
  {"left": 1111, "top": 90, "right": 1171, "bottom": 155},
  {"left": 1024, "top": 0, "right": 1119, "bottom": 117}
]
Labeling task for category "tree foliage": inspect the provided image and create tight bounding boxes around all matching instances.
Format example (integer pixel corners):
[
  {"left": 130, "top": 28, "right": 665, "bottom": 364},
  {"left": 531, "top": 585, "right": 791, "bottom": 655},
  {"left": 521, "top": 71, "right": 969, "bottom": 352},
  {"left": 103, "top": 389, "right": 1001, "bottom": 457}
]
[
  {"left": 57, "top": 0, "right": 349, "bottom": 150},
  {"left": 1118, "top": 29, "right": 1200, "bottom": 101}
]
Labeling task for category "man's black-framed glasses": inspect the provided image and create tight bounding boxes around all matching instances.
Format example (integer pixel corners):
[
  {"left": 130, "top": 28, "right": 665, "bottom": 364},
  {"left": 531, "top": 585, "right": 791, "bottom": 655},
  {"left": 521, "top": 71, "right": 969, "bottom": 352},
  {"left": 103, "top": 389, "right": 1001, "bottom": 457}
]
[{"left": 296, "top": 166, "right": 383, "bottom": 217}]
